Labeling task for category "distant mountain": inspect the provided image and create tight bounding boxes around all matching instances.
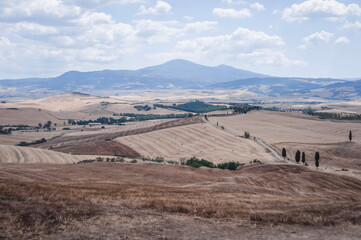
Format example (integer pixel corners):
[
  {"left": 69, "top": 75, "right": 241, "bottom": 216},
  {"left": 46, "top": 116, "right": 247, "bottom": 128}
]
[
  {"left": 208, "top": 77, "right": 348, "bottom": 97},
  {"left": 137, "top": 59, "right": 268, "bottom": 84},
  {"left": 322, "top": 79, "right": 361, "bottom": 100},
  {"left": 0, "top": 59, "right": 358, "bottom": 100},
  {"left": 0, "top": 60, "right": 268, "bottom": 94}
]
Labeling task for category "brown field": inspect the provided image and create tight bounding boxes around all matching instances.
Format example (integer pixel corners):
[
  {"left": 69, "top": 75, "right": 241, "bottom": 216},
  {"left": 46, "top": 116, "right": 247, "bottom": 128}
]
[
  {"left": 116, "top": 123, "right": 274, "bottom": 163},
  {"left": 1, "top": 163, "right": 361, "bottom": 239},
  {"left": 33, "top": 116, "right": 204, "bottom": 156},
  {"left": 210, "top": 111, "right": 361, "bottom": 170},
  {"left": 0, "top": 93, "right": 191, "bottom": 127},
  {"left": 0, "top": 145, "right": 106, "bottom": 164}
]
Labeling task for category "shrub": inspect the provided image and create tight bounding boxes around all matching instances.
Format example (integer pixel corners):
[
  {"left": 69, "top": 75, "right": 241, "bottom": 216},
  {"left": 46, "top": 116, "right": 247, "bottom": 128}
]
[
  {"left": 130, "top": 160, "right": 137, "bottom": 164},
  {"left": 217, "top": 161, "right": 244, "bottom": 170},
  {"left": 186, "top": 157, "right": 215, "bottom": 168},
  {"left": 244, "top": 132, "right": 250, "bottom": 138}
]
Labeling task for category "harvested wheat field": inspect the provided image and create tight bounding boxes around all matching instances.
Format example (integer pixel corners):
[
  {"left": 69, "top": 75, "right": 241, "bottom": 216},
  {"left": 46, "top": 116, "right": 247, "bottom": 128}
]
[
  {"left": 117, "top": 123, "right": 275, "bottom": 164},
  {"left": 0, "top": 145, "right": 98, "bottom": 163},
  {"left": 210, "top": 111, "right": 361, "bottom": 170},
  {"left": 1, "top": 163, "right": 361, "bottom": 239}
]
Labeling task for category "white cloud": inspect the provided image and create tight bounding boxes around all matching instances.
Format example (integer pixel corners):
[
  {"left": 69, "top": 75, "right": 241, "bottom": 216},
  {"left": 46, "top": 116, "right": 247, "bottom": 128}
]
[
  {"left": 176, "top": 28, "right": 284, "bottom": 54},
  {"left": 250, "top": 2, "right": 265, "bottom": 11},
  {"left": 342, "top": 21, "right": 361, "bottom": 30},
  {"left": 72, "top": 12, "right": 113, "bottom": 25},
  {"left": 138, "top": 1, "right": 172, "bottom": 15},
  {"left": 299, "top": 31, "right": 333, "bottom": 49},
  {"left": 335, "top": 36, "right": 350, "bottom": 44},
  {"left": 169, "top": 27, "right": 305, "bottom": 67},
  {"left": 283, "top": 0, "right": 361, "bottom": 22},
  {"left": 62, "top": 0, "right": 144, "bottom": 8},
  {"left": 0, "top": 0, "right": 82, "bottom": 21},
  {"left": 13, "top": 22, "right": 58, "bottom": 35},
  {"left": 221, "top": 0, "right": 247, "bottom": 4},
  {"left": 237, "top": 49, "right": 306, "bottom": 67},
  {"left": 183, "top": 16, "right": 194, "bottom": 21},
  {"left": 213, "top": 8, "right": 251, "bottom": 18}
]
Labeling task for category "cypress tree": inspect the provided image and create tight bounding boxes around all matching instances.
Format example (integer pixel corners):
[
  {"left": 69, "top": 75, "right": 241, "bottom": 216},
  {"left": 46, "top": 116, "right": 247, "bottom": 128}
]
[
  {"left": 315, "top": 152, "right": 320, "bottom": 168},
  {"left": 349, "top": 130, "right": 352, "bottom": 142},
  {"left": 302, "top": 152, "right": 306, "bottom": 164},
  {"left": 282, "top": 148, "right": 287, "bottom": 161},
  {"left": 295, "top": 150, "right": 301, "bottom": 163}
]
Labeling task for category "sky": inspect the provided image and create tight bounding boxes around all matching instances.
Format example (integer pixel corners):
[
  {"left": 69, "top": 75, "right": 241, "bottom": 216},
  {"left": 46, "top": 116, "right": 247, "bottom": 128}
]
[{"left": 0, "top": 0, "right": 361, "bottom": 79}]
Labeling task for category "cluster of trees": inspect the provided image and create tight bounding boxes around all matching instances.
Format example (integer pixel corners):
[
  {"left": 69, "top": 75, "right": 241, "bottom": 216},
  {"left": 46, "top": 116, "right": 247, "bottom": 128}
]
[
  {"left": 37, "top": 121, "right": 56, "bottom": 131},
  {"left": 70, "top": 113, "right": 194, "bottom": 125},
  {"left": 230, "top": 104, "right": 261, "bottom": 114},
  {"left": 0, "top": 125, "right": 31, "bottom": 134},
  {"left": 154, "top": 101, "right": 228, "bottom": 113},
  {"left": 17, "top": 138, "right": 47, "bottom": 146},
  {"left": 281, "top": 148, "right": 320, "bottom": 168},
  {"left": 114, "top": 113, "right": 194, "bottom": 121},
  {"left": 185, "top": 157, "right": 243, "bottom": 171},
  {"left": 133, "top": 105, "right": 153, "bottom": 111},
  {"left": 309, "top": 112, "right": 361, "bottom": 120},
  {"left": 0, "top": 126, "right": 12, "bottom": 134}
]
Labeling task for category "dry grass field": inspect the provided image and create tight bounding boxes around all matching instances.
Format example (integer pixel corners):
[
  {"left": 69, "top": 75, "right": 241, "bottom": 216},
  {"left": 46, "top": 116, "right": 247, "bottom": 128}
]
[
  {"left": 210, "top": 111, "right": 361, "bottom": 170},
  {"left": 116, "top": 123, "right": 274, "bottom": 164},
  {"left": 1, "top": 163, "right": 361, "bottom": 239},
  {"left": 0, "top": 145, "right": 105, "bottom": 164}
]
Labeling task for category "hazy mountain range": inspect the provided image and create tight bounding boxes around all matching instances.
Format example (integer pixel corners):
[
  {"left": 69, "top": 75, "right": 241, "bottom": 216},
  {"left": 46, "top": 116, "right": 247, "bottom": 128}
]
[{"left": 0, "top": 59, "right": 360, "bottom": 100}]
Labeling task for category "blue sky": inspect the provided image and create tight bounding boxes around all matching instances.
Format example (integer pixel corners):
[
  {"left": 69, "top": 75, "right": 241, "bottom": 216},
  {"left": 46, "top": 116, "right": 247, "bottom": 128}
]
[{"left": 0, "top": 0, "right": 360, "bottom": 79}]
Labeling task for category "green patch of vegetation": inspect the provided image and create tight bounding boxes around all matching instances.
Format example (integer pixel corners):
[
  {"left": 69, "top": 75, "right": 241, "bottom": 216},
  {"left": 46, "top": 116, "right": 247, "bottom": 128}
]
[
  {"left": 62, "top": 127, "right": 71, "bottom": 130},
  {"left": 155, "top": 101, "right": 227, "bottom": 113},
  {"left": 17, "top": 138, "right": 47, "bottom": 146},
  {"left": 134, "top": 105, "right": 152, "bottom": 111},
  {"left": 185, "top": 157, "right": 244, "bottom": 171}
]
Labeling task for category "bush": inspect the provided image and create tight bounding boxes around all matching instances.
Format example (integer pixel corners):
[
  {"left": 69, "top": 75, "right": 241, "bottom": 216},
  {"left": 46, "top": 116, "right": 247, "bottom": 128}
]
[
  {"left": 185, "top": 157, "right": 243, "bottom": 171},
  {"left": 62, "top": 127, "right": 70, "bottom": 130},
  {"left": 217, "top": 161, "right": 244, "bottom": 170},
  {"left": 186, "top": 157, "right": 215, "bottom": 168},
  {"left": 130, "top": 160, "right": 137, "bottom": 164},
  {"left": 16, "top": 138, "right": 47, "bottom": 146},
  {"left": 244, "top": 132, "right": 250, "bottom": 138}
]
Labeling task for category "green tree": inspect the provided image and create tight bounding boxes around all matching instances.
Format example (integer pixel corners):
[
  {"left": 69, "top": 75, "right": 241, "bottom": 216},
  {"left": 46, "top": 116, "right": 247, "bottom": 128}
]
[
  {"left": 244, "top": 131, "right": 250, "bottom": 138},
  {"left": 282, "top": 148, "right": 287, "bottom": 161},
  {"left": 315, "top": 152, "right": 320, "bottom": 168},
  {"left": 302, "top": 152, "right": 306, "bottom": 164},
  {"left": 295, "top": 150, "right": 301, "bottom": 163},
  {"left": 349, "top": 130, "right": 352, "bottom": 142}
]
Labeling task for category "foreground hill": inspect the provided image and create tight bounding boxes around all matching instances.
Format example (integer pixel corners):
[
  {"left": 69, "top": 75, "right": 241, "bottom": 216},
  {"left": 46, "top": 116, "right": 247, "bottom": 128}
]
[{"left": 1, "top": 163, "right": 361, "bottom": 239}]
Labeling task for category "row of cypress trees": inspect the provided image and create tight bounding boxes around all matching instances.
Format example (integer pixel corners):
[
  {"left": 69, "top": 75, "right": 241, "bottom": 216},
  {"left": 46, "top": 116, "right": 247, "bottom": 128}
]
[{"left": 281, "top": 148, "right": 320, "bottom": 168}]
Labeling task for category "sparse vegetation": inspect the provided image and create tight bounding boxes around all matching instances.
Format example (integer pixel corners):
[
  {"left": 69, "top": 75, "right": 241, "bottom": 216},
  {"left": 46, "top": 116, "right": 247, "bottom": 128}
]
[{"left": 17, "top": 138, "right": 47, "bottom": 146}]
